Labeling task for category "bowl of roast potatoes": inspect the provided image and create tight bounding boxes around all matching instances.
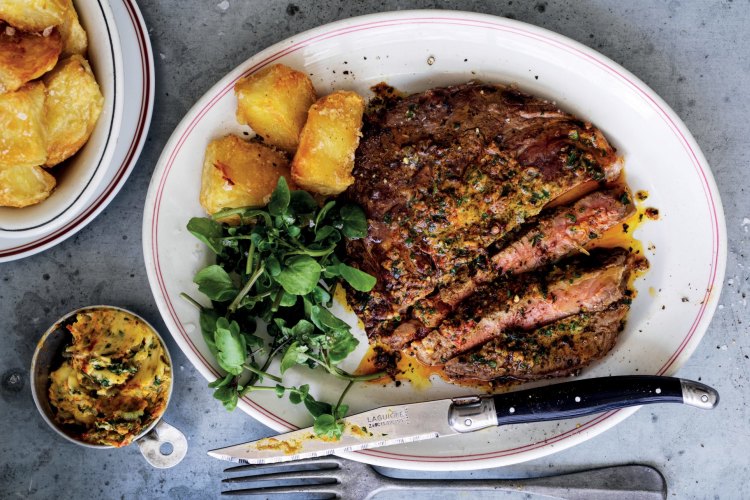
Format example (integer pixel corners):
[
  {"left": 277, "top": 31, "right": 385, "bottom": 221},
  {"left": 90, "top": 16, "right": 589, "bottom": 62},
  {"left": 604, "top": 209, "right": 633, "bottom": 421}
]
[
  {"left": 0, "top": 0, "right": 122, "bottom": 236},
  {"left": 200, "top": 63, "right": 366, "bottom": 220}
]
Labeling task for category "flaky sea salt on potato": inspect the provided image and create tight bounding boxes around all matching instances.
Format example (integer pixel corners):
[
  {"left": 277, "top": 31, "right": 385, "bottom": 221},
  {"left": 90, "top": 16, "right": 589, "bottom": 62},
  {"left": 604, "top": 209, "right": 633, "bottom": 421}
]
[
  {"left": 0, "top": 81, "right": 47, "bottom": 169},
  {"left": 0, "top": 0, "right": 67, "bottom": 32},
  {"left": 0, "top": 25, "right": 62, "bottom": 94}
]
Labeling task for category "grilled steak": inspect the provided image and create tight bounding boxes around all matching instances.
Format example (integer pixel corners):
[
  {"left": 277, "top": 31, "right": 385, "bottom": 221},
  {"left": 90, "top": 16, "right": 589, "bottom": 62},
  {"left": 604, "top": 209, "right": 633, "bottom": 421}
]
[
  {"left": 443, "top": 303, "right": 628, "bottom": 381},
  {"left": 411, "top": 189, "right": 635, "bottom": 331},
  {"left": 413, "top": 249, "right": 634, "bottom": 365},
  {"left": 345, "top": 82, "right": 622, "bottom": 342}
]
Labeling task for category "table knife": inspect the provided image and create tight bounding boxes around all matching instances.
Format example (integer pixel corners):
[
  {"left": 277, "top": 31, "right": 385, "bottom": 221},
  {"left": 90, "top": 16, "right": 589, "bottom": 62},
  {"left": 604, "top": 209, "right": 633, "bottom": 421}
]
[{"left": 208, "top": 375, "right": 718, "bottom": 464}]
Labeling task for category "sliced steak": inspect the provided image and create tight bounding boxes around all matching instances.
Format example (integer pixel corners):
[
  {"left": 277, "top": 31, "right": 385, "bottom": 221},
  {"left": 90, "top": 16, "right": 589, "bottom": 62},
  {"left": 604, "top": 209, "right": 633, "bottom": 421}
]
[
  {"left": 412, "top": 189, "right": 635, "bottom": 331},
  {"left": 491, "top": 190, "right": 635, "bottom": 274},
  {"left": 444, "top": 303, "right": 628, "bottom": 381},
  {"left": 346, "top": 82, "right": 622, "bottom": 341},
  {"left": 413, "top": 249, "right": 633, "bottom": 365}
]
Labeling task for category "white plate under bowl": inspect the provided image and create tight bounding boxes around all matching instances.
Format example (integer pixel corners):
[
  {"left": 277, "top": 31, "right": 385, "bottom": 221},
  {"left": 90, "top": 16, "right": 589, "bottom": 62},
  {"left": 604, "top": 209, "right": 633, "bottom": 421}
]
[
  {"left": 0, "top": 0, "right": 153, "bottom": 260},
  {"left": 0, "top": 0, "right": 124, "bottom": 238},
  {"left": 143, "top": 11, "right": 726, "bottom": 470}
]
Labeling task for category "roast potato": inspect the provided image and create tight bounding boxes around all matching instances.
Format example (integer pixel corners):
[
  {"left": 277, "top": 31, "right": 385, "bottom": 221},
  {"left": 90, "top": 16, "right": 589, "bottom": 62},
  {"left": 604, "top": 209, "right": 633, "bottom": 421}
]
[
  {"left": 43, "top": 55, "right": 103, "bottom": 167},
  {"left": 59, "top": 0, "right": 87, "bottom": 56},
  {"left": 0, "top": 164, "right": 56, "bottom": 207},
  {"left": 0, "top": 81, "right": 47, "bottom": 169},
  {"left": 200, "top": 135, "right": 293, "bottom": 223},
  {"left": 0, "top": 0, "right": 67, "bottom": 32},
  {"left": 0, "top": 25, "right": 62, "bottom": 93},
  {"left": 291, "top": 91, "right": 365, "bottom": 196},
  {"left": 235, "top": 64, "right": 316, "bottom": 153}
]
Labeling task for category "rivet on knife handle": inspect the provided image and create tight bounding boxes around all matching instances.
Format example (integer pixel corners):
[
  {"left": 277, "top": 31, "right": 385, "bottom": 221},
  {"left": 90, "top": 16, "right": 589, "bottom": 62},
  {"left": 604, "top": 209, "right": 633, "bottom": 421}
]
[
  {"left": 680, "top": 379, "right": 719, "bottom": 409},
  {"left": 448, "top": 396, "right": 498, "bottom": 433}
]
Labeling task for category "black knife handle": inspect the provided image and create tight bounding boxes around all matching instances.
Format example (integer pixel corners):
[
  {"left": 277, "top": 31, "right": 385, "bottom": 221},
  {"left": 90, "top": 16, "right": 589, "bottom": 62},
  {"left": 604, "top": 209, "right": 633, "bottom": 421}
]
[
  {"left": 492, "top": 375, "right": 717, "bottom": 427},
  {"left": 447, "top": 376, "right": 718, "bottom": 433}
]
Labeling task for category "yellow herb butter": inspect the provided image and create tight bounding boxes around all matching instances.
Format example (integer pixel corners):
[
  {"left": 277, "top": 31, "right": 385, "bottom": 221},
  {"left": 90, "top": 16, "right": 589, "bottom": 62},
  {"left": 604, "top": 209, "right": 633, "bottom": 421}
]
[{"left": 48, "top": 309, "right": 171, "bottom": 447}]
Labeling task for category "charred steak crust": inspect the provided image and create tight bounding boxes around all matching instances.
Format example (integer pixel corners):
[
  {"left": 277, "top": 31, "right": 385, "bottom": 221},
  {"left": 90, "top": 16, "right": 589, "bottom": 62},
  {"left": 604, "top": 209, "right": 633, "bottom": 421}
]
[
  {"left": 443, "top": 303, "right": 629, "bottom": 382},
  {"left": 345, "top": 82, "right": 622, "bottom": 341}
]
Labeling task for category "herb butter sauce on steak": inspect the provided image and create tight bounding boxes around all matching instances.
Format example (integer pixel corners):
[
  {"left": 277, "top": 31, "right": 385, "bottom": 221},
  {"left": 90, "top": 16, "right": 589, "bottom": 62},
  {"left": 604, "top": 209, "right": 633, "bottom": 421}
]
[{"left": 344, "top": 81, "right": 642, "bottom": 383}]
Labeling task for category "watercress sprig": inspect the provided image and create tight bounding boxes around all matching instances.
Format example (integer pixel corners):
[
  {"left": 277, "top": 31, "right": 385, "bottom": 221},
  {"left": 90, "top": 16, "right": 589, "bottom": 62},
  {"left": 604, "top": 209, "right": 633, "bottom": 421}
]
[{"left": 183, "top": 178, "right": 381, "bottom": 439}]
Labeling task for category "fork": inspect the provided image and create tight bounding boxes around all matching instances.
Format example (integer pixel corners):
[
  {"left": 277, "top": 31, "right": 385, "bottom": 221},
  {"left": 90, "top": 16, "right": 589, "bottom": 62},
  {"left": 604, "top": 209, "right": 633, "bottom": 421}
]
[{"left": 222, "top": 456, "right": 667, "bottom": 499}]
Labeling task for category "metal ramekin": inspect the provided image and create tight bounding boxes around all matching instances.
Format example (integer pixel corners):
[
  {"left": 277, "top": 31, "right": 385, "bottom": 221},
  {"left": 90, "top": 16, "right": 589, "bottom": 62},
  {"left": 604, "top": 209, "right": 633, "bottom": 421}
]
[{"left": 30, "top": 305, "right": 187, "bottom": 468}]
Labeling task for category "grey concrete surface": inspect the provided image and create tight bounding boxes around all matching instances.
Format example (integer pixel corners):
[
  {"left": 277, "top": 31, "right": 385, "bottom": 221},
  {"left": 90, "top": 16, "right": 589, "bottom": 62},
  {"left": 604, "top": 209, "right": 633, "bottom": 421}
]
[{"left": 1, "top": 0, "right": 749, "bottom": 498}]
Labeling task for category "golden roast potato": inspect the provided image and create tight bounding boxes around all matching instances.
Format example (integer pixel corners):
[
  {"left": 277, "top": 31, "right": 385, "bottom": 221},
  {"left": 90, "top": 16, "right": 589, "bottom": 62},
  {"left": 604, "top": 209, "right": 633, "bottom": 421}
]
[
  {"left": 235, "top": 64, "right": 317, "bottom": 153},
  {"left": 200, "top": 134, "right": 293, "bottom": 223},
  {"left": 59, "top": 0, "right": 87, "bottom": 56},
  {"left": 0, "top": 164, "right": 56, "bottom": 207},
  {"left": 0, "top": 25, "right": 62, "bottom": 94},
  {"left": 0, "top": 81, "right": 47, "bottom": 169},
  {"left": 43, "top": 55, "right": 103, "bottom": 167},
  {"left": 291, "top": 90, "right": 365, "bottom": 196},
  {"left": 0, "top": 0, "right": 68, "bottom": 32}
]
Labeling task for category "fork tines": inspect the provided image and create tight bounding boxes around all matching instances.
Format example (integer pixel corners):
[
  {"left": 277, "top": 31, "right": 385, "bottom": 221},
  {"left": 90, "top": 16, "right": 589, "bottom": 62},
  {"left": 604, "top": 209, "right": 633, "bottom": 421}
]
[{"left": 222, "top": 457, "right": 342, "bottom": 497}]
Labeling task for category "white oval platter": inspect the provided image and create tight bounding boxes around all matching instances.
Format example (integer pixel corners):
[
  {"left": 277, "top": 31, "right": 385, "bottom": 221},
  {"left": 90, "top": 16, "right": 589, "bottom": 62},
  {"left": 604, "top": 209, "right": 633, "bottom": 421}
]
[{"left": 143, "top": 11, "right": 726, "bottom": 470}]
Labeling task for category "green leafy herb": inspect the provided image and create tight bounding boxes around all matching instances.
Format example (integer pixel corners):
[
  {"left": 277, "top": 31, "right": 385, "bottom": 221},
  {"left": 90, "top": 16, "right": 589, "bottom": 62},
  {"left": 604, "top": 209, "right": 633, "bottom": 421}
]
[
  {"left": 187, "top": 217, "right": 225, "bottom": 254},
  {"left": 268, "top": 177, "right": 291, "bottom": 216},
  {"left": 337, "top": 204, "right": 368, "bottom": 239},
  {"left": 303, "top": 395, "right": 333, "bottom": 417},
  {"left": 183, "top": 178, "right": 382, "bottom": 439},
  {"left": 314, "top": 413, "right": 344, "bottom": 439},
  {"left": 208, "top": 373, "right": 233, "bottom": 388},
  {"left": 309, "top": 304, "right": 348, "bottom": 331},
  {"left": 214, "top": 318, "right": 246, "bottom": 375},
  {"left": 289, "top": 190, "right": 318, "bottom": 214},
  {"left": 275, "top": 256, "right": 322, "bottom": 295},
  {"left": 193, "top": 265, "right": 237, "bottom": 301},
  {"left": 213, "top": 385, "right": 239, "bottom": 411},
  {"left": 325, "top": 263, "right": 377, "bottom": 292},
  {"left": 327, "top": 329, "right": 359, "bottom": 364},
  {"left": 199, "top": 308, "right": 220, "bottom": 357},
  {"left": 280, "top": 341, "right": 309, "bottom": 374}
]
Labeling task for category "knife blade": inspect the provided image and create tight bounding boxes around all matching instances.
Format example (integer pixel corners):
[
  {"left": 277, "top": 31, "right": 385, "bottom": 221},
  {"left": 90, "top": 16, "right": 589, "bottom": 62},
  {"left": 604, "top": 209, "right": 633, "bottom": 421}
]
[{"left": 208, "top": 375, "right": 718, "bottom": 464}]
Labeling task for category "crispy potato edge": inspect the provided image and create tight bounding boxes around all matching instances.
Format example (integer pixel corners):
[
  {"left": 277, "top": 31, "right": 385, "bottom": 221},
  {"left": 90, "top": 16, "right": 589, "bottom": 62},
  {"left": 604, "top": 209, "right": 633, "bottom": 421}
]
[
  {"left": 43, "top": 54, "right": 103, "bottom": 167},
  {"left": 200, "top": 134, "right": 293, "bottom": 224},
  {"left": 0, "top": 164, "right": 56, "bottom": 207},
  {"left": 234, "top": 64, "right": 317, "bottom": 153},
  {"left": 291, "top": 90, "right": 365, "bottom": 196}
]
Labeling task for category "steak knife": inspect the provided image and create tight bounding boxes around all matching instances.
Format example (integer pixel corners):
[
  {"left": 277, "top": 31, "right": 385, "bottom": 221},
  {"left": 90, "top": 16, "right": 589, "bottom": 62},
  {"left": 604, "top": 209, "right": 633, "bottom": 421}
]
[{"left": 208, "top": 375, "right": 718, "bottom": 464}]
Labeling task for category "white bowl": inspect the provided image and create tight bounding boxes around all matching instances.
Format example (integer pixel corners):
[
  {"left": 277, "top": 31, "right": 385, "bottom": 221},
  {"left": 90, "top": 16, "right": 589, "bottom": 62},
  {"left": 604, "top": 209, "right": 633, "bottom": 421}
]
[{"left": 0, "top": 0, "right": 124, "bottom": 238}]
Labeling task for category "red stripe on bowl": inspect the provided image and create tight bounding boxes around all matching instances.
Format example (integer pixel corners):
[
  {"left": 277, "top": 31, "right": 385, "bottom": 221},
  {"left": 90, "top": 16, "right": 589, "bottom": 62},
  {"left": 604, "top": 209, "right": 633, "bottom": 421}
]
[{"left": 0, "top": 0, "right": 152, "bottom": 258}]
